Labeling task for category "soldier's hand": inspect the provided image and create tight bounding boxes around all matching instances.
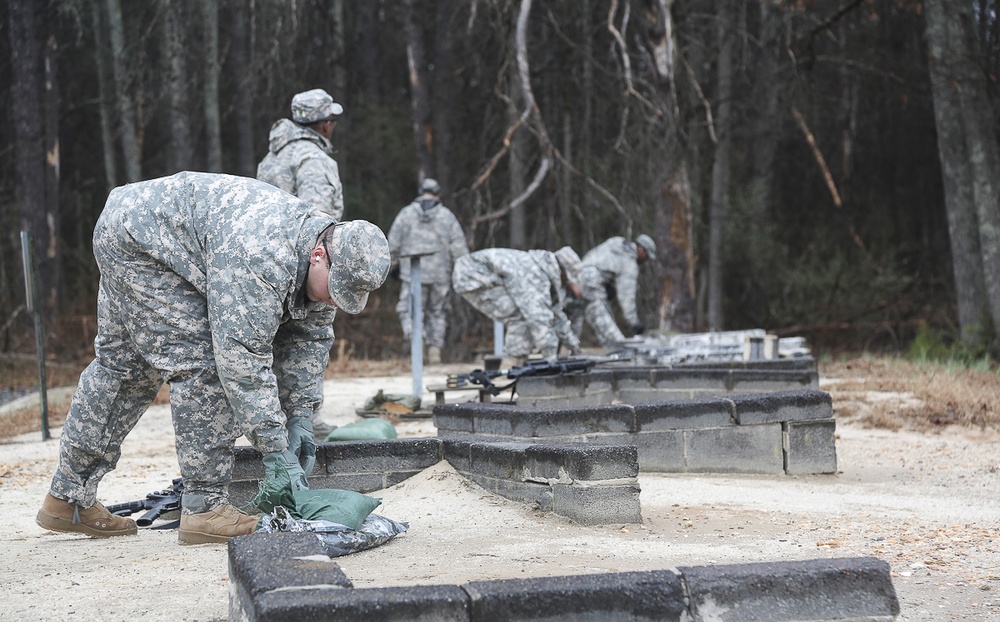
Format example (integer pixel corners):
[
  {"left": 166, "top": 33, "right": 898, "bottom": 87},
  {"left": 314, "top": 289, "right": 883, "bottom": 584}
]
[
  {"left": 389, "top": 265, "right": 400, "bottom": 280},
  {"left": 262, "top": 450, "right": 310, "bottom": 492},
  {"left": 630, "top": 323, "right": 646, "bottom": 336},
  {"left": 285, "top": 416, "right": 317, "bottom": 477}
]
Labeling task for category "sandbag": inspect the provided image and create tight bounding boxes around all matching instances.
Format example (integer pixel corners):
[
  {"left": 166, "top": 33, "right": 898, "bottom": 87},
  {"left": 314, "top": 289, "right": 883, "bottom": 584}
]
[
  {"left": 325, "top": 417, "right": 397, "bottom": 441},
  {"left": 252, "top": 460, "right": 382, "bottom": 529},
  {"left": 258, "top": 506, "right": 409, "bottom": 557}
]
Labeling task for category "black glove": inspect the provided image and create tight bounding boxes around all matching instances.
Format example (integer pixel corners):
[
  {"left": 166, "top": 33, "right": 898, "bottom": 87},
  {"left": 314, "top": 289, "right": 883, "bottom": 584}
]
[
  {"left": 389, "top": 265, "right": 400, "bottom": 281},
  {"left": 630, "top": 323, "right": 646, "bottom": 337},
  {"left": 604, "top": 282, "right": 617, "bottom": 301}
]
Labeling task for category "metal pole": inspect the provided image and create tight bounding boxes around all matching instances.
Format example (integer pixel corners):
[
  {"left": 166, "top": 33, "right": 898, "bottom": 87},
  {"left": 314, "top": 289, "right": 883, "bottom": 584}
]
[
  {"left": 410, "top": 256, "right": 424, "bottom": 397},
  {"left": 493, "top": 320, "right": 504, "bottom": 357},
  {"left": 20, "top": 231, "right": 50, "bottom": 441}
]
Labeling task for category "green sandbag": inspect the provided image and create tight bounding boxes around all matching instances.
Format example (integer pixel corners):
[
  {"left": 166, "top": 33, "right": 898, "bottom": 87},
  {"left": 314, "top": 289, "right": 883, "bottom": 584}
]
[
  {"left": 292, "top": 489, "right": 382, "bottom": 530},
  {"left": 363, "top": 389, "right": 421, "bottom": 412},
  {"left": 325, "top": 418, "right": 397, "bottom": 441},
  {"left": 252, "top": 461, "right": 382, "bottom": 529}
]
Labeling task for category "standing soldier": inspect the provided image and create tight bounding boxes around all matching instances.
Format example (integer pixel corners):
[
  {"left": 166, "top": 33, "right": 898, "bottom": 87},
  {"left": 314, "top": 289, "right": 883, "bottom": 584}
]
[
  {"left": 35, "top": 172, "right": 390, "bottom": 544},
  {"left": 567, "top": 234, "right": 657, "bottom": 347},
  {"left": 452, "top": 247, "right": 583, "bottom": 363},
  {"left": 257, "top": 88, "right": 345, "bottom": 221},
  {"left": 386, "top": 178, "right": 468, "bottom": 364}
]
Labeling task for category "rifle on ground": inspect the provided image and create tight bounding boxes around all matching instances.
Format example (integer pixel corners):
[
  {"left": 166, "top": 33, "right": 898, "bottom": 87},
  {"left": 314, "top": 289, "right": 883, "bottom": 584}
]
[
  {"left": 106, "top": 478, "right": 184, "bottom": 529},
  {"left": 446, "top": 355, "right": 628, "bottom": 396}
]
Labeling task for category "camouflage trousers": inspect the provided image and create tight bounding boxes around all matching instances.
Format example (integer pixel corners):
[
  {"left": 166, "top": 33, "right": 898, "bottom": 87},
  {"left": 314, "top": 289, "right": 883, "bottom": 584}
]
[
  {"left": 565, "top": 290, "right": 626, "bottom": 348},
  {"left": 396, "top": 281, "right": 452, "bottom": 349},
  {"left": 458, "top": 287, "right": 557, "bottom": 359},
  {"left": 50, "top": 219, "right": 240, "bottom": 514}
]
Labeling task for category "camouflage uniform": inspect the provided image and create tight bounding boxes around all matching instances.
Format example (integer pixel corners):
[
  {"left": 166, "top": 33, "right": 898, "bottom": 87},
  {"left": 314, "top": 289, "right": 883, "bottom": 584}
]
[
  {"left": 257, "top": 89, "right": 344, "bottom": 220},
  {"left": 387, "top": 191, "right": 468, "bottom": 349},
  {"left": 452, "top": 249, "right": 579, "bottom": 359},
  {"left": 50, "top": 172, "right": 370, "bottom": 515},
  {"left": 567, "top": 236, "right": 644, "bottom": 347}
]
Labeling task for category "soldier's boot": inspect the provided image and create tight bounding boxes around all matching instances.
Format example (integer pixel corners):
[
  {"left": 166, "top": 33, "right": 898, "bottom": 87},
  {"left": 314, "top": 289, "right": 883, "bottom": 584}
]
[
  {"left": 178, "top": 504, "right": 258, "bottom": 545},
  {"left": 36, "top": 493, "right": 138, "bottom": 538},
  {"left": 427, "top": 346, "right": 442, "bottom": 365}
]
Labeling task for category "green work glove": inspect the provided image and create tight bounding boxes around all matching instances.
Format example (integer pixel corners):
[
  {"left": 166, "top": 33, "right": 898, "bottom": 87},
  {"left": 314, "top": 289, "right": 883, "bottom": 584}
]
[
  {"left": 286, "top": 416, "right": 317, "bottom": 477},
  {"left": 262, "top": 450, "right": 310, "bottom": 492}
]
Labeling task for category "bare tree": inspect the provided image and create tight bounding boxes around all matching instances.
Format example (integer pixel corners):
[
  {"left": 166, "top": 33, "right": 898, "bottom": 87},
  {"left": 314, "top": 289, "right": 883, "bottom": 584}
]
[
  {"left": 404, "top": 0, "right": 434, "bottom": 182},
  {"left": 106, "top": 0, "right": 142, "bottom": 181},
  {"left": 925, "top": 0, "right": 1000, "bottom": 351},
  {"left": 160, "top": 0, "right": 192, "bottom": 172},
  {"left": 201, "top": 0, "right": 222, "bottom": 172}
]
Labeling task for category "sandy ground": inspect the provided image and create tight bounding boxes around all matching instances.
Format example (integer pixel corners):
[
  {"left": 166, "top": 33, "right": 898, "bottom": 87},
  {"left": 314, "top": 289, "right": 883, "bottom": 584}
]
[{"left": 2, "top": 368, "right": 1000, "bottom": 622}]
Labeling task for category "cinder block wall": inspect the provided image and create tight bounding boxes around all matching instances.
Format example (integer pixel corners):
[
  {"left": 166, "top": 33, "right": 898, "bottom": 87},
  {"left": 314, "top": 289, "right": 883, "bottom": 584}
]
[
  {"left": 230, "top": 437, "right": 641, "bottom": 526},
  {"left": 228, "top": 532, "right": 900, "bottom": 622},
  {"left": 515, "top": 366, "right": 820, "bottom": 409},
  {"left": 434, "top": 389, "right": 837, "bottom": 475}
]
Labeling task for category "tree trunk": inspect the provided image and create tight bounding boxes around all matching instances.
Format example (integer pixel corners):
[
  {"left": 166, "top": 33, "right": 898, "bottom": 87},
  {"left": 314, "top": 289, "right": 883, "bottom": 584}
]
[
  {"left": 707, "top": 0, "right": 734, "bottom": 332},
  {"left": 644, "top": 0, "right": 695, "bottom": 333},
  {"left": 431, "top": 2, "right": 458, "bottom": 196},
  {"left": 43, "top": 31, "right": 62, "bottom": 315},
  {"left": 201, "top": 0, "right": 223, "bottom": 172},
  {"left": 161, "top": 0, "right": 192, "bottom": 172},
  {"left": 91, "top": 2, "right": 118, "bottom": 192},
  {"left": 925, "top": 0, "right": 1000, "bottom": 350},
  {"left": 228, "top": 2, "right": 255, "bottom": 177},
  {"left": 9, "top": 0, "right": 52, "bottom": 319},
  {"left": 331, "top": 0, "right": 347, "bottom": 100},
  {"left": 106, "top": 0, "right": 142, "bottom": 181},
  {"left": 404, "top": 0, "right": 434, "bottom": 181}
]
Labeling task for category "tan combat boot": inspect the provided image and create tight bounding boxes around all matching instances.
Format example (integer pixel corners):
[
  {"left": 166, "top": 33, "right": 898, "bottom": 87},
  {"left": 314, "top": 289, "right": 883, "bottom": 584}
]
[
  {"left": 36, "top": 493, "right": 138, "bottom": 538},
  {"left": 178, "top": 504, "right": 258, "bottom": 545},
  {"left": 427, "top": 346, "right": 442, "bottom": 365}
]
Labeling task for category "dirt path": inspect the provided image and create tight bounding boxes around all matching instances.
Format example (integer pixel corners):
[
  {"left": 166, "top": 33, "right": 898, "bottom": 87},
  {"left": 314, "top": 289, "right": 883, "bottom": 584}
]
[{"left": 2, "top": 371, "right": 999, "bottom": 621}]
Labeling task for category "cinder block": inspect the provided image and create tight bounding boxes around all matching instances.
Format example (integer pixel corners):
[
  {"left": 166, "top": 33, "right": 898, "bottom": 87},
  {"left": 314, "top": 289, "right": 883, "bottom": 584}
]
[
  {"left": 255, "top": 585, "right": 470, "bottom": 622},
  {"left": 731, "top": 389, "right": 833, "bottom": 425},
  {"left": 633, "top": 398, "right": 734, "bottom": 430},
  {"left": 515, "top": 375, "right": 585, "bottom": 398},
  {"left": 469, "top": 441, "right": 530, "bottom": 480},
  {"left": 684, "top": 425, "right": 784, "bottom": 474},
  {"left": 229, "top": 532, "right": 352, "bottom": 622},
  {"left": 523, "top": 443, "right": 639, "bottom": 481},
  {"left": 629, "top": 430, "right": 685, "bottom": 472},
  {"left": 310, "top": 472, "right": 387, "bottom": 494},
  {"left": 323, "top": 439, "right": 442, "bottom": 474},
  {"left": 730, "top": 369, "right": 818, "bottom": 393},
  {"left": 464, "top": 473, "right": 552, "bottom": 507},
  {"left": 784, "top": 419, "right": 838, "bottom": 475},
  {"left": 464, "top": 570, "right": 686, "bottom": 621},
  {"left": 680, "top": 556, "right": 900, "bottom": 622},
  {"left": 655, "top": 368, "right": 732, "bottom": 390},
  {"left": 551, "top": 482, "right": 642, "bottom": 525},
  {"left": 611, "top": 368, "right": 655, "bottom": 391},
  {"left": 233, "top": 446, "right": 266, "bottom": 480},
  {"left": 229, "top": 480, "right": 264, "bottom": 509},
  {"left": 508, "top": 405, "right": 635, "bottom": 438}
]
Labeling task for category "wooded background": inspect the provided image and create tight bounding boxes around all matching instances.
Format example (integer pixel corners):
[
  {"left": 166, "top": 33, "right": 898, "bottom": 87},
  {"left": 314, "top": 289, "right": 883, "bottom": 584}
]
[{"left": 3, "top": 0, "right": 999, "bottom": 361}]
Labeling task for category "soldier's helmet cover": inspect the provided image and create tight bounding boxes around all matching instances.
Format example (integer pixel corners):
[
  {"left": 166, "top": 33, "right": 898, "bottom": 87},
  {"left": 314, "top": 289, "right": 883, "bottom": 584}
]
[
  {"left": 292, "top": 89, "right": 344, "bottom": 124},
  {"left": 326, "top": 220, "right": 390, "bottom": 314},
  {"left": 554, "top": 246, "right": 583, "bottom": 285},
  {"left": 419, "top": 178, "right": 441, "bottom": 195},
  {"left": 635, "top": 234, "right": 657, "bottom": 260}
]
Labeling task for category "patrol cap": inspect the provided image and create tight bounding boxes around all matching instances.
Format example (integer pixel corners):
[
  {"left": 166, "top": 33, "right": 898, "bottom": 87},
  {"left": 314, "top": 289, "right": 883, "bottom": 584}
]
[
  {"left": 420, "top": 178, "right": 441, "bottom": 195},
  {"left": 325, "top": 221, "right": 390, "bottom": 314},
  {"left": 292, "top": 88, "right": 344, "bottom": 124},
  {"left": 635, "top": 234, "right": 657, "bottom": 260},
  {"left": 554, "top": 246, "right": 583, "bottom": 285}
]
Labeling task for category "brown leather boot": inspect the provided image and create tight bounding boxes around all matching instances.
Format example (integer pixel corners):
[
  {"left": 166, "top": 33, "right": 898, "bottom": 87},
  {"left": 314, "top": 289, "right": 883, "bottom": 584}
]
[
  {"left": 36, "top": 493, "right": 138, "bottom": 538},
  {"left": 178, "top": 504, "right": 258, "bottom": 545}
]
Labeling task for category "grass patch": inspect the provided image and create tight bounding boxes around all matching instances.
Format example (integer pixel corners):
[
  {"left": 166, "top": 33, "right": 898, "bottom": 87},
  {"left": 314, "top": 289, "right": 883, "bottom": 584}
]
[{"left": 819, "top": 354, "right": 1000, "bottom": 431}]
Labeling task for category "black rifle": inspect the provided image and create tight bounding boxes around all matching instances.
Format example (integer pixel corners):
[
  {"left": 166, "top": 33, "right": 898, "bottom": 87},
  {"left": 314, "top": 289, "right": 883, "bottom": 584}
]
[
  {"left": 446, "top": 355, "right": 626, "bottom": 396},
  {"left": 106, "top": 478, "right": 184, "bottom": 529}
]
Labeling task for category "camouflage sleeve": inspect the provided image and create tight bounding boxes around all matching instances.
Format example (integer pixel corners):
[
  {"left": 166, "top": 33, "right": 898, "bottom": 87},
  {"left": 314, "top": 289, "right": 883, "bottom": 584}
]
[
  {"left": 615, "top": 260, "right": 641, "bottom": 325},
  {"left": 207, "top": 272, "right": 289, "bottom": 454},
  {"left": 296, "top": 155, "right": 344, "bottom": 221},
  {"left": 271, "top": 308, "right": 335, "bottom": 423},
  {"left": 446, "top": 211, "right": 469, "bottom": 261},
  {"left": 552, "top": 302, "right": 579, "bottom": 351}
]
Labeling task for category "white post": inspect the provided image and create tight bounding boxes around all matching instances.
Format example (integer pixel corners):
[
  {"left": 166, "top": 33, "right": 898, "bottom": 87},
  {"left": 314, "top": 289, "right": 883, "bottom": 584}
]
[
  {"left": 493, "top": 320, "right": 504, "bottom": 357},
  {"left": 410, "top": 256, "right": 424, "bottom": 397}
]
